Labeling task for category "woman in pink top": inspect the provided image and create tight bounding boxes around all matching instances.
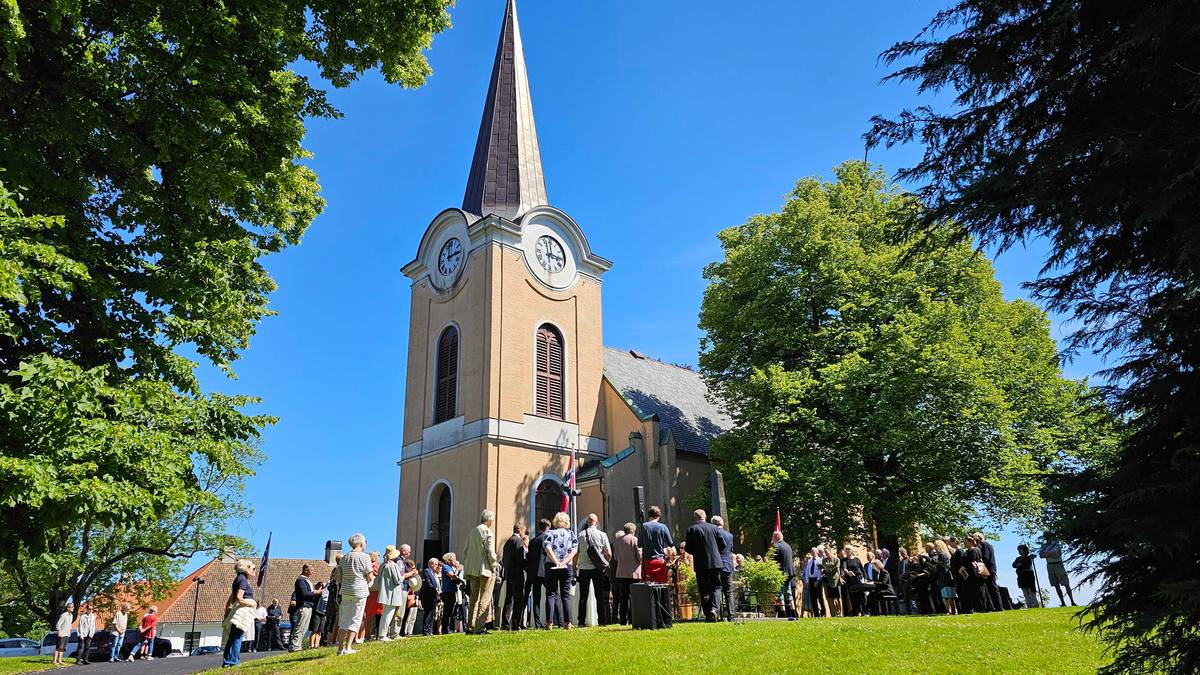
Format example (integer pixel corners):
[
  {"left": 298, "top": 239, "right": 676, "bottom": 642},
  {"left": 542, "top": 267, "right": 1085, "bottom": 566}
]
[{"left": 612, "top": 523, "right": 642, "bottom": 625}]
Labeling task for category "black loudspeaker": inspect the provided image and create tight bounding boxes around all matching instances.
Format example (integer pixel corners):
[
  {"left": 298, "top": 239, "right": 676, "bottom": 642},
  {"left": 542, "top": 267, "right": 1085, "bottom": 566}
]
[
  {"left": 630, "top": 583, "right": 672, "bottom": 630},
  {"left": 633, "top": 486, "right": 645, "bottom": 525}
]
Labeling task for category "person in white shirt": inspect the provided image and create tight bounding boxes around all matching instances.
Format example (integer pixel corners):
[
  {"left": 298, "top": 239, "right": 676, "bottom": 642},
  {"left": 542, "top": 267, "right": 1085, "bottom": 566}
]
[
  {"left": 53, "top": 601, "right": 74, "bottom": 666},
  {"left": 576, "top": 513, "right": 613, "bottom": 626},
  {"left": 109, "top": 602, "right": 129, "bottom": 662},
  {"left": 76, "top": 604, "right": 97, "bottom": 664}
]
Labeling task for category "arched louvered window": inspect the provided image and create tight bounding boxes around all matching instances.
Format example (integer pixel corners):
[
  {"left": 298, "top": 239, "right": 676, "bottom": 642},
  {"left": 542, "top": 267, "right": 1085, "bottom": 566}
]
[
  {"left": 434, "top": 326, "right": 459, "bottom": 424},
  {"left": 535, "top": 325, "right": 564, "bottom": 419}
]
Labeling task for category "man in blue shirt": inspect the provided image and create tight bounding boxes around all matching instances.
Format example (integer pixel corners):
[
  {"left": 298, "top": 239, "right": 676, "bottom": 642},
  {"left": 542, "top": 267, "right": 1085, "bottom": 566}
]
[
  {"left": 802, "top": 547, "right": 824, "bottom": 617},
  {"left": 640, "top": 506, "right": 674, "bottom": 584}
]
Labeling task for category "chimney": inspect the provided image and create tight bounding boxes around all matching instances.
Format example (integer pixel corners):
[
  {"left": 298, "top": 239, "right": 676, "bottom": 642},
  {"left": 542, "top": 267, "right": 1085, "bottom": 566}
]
[
  {"left": 220, "top": 545, "right": 237, "bottom": 563},
  {"left": 324, "top": 540, "right": 342, "bottom": 565}
]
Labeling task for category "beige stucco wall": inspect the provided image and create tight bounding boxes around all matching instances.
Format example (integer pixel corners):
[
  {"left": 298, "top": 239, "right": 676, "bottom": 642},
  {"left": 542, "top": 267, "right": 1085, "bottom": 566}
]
[
  {"left": 396, "top": 439, "right": 486, "bottom": 554},
  {"left": 490, "top": 244, "right": 605, "bottom": 436}
]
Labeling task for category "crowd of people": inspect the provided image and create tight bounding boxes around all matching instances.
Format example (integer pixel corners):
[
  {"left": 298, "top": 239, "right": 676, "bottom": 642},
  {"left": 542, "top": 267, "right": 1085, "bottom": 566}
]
[
  {"left": 49, "top": 510, "right": 1076, "bottom": 669},
  {"left": 219, "top": 512, "right": 1077, "bottom": 665},
  {"left": 771, "top": 531, "right": 1076, "bottom": 619},
  {"left": 49, "top": 601, "right": 157, "bottom": 666}
]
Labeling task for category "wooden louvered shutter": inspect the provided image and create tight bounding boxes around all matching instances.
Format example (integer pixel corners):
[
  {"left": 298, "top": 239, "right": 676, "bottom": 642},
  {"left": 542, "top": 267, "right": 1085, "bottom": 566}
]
[
  {"left": 535, "top": 326, "right": 564, "bottom": 419},
  {"left": 434, "top": 327, "right": 458, "bottom": 423}
]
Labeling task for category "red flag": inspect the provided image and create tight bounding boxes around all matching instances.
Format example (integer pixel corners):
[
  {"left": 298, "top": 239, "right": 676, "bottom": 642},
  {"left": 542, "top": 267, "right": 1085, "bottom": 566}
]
[{"left": 774, "top": 509, "right": 782, "bottom": 534}]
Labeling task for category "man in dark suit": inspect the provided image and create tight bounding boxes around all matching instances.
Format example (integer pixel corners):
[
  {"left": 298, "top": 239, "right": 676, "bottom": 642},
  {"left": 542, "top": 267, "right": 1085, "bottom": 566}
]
[
  {"left": 683, "top": 509, "right": 727, "bottom": 622},
  {"left": 974, "top": 532, "right": 1004, "bottom": 611},
  {"left": 771, "top": 530, "right": 797, "bottom": 619},
  {"left": 524, "top": 518, "right": 550, "bottom": 629},
  {"left": 711, "top": 515, "right": 736, "bottom": 621},
  {"left": 418, "top": 559, "right": 442, "bottom": 636},
  {"left": 500, "top": 523, "right": 528, "bottom": 630}
]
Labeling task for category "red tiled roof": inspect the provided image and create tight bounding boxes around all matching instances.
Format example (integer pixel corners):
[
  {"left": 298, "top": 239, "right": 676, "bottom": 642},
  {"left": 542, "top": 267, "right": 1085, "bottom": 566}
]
[{"left": 158, "top": 558, "right": 333, "bottom": 624}]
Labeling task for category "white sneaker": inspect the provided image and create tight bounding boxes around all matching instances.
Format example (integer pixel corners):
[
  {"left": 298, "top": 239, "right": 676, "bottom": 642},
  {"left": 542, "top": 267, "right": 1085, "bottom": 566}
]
[{"left": 344, "top": 647, "right": 357, "bottom": 655}]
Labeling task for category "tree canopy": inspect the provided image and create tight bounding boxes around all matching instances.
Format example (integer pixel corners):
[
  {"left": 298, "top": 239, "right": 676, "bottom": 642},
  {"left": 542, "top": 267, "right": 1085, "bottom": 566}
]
[
  {"left": 699, "top": 161, "right": 1115, "bottom": 547},
  {"left": 0, "top": 0, "right": 452, "bottom": 628},
  {"left": 867, "top": 2, "right": 1198, "bottom": 672}
]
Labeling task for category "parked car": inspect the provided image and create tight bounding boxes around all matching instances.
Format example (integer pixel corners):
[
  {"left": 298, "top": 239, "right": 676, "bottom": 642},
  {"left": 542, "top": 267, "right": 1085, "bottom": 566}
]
[
  {"left": 191, "top": 645, "right": 222, "bottom": 656},
  {"left": 86, "top": 630, "right": 172, "bottom": 661},
  {"left": 39, "top": 631, "right": 78, "bottom": 657},
  {"left": 0, "top": 638, "right": 40, "bottom": 658}
]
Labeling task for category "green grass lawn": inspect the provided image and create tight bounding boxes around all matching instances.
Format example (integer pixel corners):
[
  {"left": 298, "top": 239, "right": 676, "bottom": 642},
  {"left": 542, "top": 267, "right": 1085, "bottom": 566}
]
[
  {"left": 0, "top": 657, "right": 54, "bottom": 674},
  {"left": 216, "top": 607, "right": 1106, "bottom": 674}
]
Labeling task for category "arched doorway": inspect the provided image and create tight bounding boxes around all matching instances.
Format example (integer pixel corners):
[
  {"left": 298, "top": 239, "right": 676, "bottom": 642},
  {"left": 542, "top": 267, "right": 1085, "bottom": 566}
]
[
  {"left": 534, "top": 477, "right": 562, "bottom": 527},
  {"left": 423, "top": 481, "right": 453, "bottom": 562}
]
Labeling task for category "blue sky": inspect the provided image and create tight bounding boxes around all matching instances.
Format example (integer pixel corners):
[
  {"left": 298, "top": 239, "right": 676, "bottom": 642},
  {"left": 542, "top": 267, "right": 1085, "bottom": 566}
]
[{"left": 195, "top": 0, "right": 1101, "bottom": 603}]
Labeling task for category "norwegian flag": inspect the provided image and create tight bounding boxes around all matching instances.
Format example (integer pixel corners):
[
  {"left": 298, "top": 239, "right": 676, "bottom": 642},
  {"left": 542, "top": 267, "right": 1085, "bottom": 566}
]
[{"left": 560, "top": 467, "right": 575, "bottom": 513}]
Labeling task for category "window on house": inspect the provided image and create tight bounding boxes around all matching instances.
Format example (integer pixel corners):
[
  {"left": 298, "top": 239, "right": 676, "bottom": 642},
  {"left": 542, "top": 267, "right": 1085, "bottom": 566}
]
[
  {"left": 434, "top": 326, "right": 459, "bottom": 424},
  {"left": 535, "top": 324, "right": 564, "bottom": 419}
]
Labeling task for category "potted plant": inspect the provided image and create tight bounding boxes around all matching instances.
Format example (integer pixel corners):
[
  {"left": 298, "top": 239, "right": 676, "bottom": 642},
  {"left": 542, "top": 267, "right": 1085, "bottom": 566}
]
[
  {"left": 677, "top": 562, "right": 698, "bottom": 620},
  {"left": 738, "top": 555, "right": 787, "bottom": 617}
]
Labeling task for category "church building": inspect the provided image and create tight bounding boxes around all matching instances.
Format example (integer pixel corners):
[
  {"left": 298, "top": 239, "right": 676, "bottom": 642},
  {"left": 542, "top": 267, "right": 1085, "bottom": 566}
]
[{"left": 395, "top": 0, "right": 733, "bottom": 563}]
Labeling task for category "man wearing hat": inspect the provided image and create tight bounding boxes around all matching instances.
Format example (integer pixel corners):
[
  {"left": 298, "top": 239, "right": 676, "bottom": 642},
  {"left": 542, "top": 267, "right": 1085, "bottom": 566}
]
[{"left": 290, "top": 563, "right": 320, "bottom": 651}]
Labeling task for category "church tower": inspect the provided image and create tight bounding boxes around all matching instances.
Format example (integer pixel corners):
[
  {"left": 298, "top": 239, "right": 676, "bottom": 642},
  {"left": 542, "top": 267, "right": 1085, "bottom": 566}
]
[{"left": 396, "top": 0, "right": 612, "bottom": 561}]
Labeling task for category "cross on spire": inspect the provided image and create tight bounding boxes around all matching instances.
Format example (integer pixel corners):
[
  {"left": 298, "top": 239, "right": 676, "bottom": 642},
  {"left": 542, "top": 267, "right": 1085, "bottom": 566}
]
[{"left": 462, "top": 0, "right": 548, "bottom": 221}]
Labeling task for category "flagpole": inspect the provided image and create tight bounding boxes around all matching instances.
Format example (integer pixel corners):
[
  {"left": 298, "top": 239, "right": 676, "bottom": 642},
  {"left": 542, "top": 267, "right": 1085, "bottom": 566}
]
[
  {"left": 257, "top": 532, "right": 272, "bottom": 588},
  {"left": 569, "top": 442, "right": 577, "bottom": 531}
]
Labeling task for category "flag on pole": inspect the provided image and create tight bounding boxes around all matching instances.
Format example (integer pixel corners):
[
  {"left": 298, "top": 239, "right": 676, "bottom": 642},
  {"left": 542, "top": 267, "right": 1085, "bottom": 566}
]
[
  {"left": 560, "top": 466, "right": 575, "bottom": 513},
  {"left": 774, "top": 509, "right": 782, "bottom": 534},
  {"left": 256, "top": 533, "right": 272, "bottom": 587}
]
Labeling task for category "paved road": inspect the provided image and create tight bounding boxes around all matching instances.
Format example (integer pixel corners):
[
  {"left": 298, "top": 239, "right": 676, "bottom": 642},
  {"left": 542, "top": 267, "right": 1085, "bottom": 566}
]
[{"left": 66, "top": 652, "right": 279, "bottom": 675}]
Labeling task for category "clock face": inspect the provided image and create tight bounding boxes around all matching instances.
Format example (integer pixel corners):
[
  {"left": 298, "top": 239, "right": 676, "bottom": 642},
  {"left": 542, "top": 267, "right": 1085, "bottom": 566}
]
[
  {"left": 438, "top": 238, "right": 462, "bottom": 276},
  {"left": 535, "top": 235, "right": 565, "bottom": 272}
]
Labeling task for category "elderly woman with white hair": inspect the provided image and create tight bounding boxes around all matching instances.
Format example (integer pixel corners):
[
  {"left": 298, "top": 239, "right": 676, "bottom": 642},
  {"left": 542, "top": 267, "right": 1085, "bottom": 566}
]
[
  {"left": 222, "top": 558, "right": 258, "bottom": 668},
  {"left": 333, "top": 533, "right": 376, "bottom": 656},
  {"left": 542, "top": 511, "right": 578, "bottom": 629}
]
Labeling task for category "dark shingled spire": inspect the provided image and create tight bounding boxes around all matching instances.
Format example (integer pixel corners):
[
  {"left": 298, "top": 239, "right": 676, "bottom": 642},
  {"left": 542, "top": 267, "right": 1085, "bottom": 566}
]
[{"left": 462, "top": 0, "right": 548, "bottom": 221}]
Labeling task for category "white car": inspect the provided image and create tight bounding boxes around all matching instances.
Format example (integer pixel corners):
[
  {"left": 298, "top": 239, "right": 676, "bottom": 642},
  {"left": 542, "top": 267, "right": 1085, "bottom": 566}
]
[
  {"left": 39, "top": 631, "right": 79, "bottom": 657},
  {"left": 0, "top": 638, "right": 40, "bottom": 657}
]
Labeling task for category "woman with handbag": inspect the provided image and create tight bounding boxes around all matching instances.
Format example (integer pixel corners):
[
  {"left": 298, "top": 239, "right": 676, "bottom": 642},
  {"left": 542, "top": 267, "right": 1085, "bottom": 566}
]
[
  {"left": 376, "top": 546, "right": 406, "bottom": 640},
  {"left": 222, "top": 559, "right": 259, "bottom": 668},
  {"left": 966, "top": 541, "right": 992, "bottom": 613}
]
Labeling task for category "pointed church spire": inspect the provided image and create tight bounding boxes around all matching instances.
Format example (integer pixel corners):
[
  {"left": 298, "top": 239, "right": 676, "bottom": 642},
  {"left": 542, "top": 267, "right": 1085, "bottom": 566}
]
[{"left": 462, "top": 0, "right": 548, "bottom": 221}]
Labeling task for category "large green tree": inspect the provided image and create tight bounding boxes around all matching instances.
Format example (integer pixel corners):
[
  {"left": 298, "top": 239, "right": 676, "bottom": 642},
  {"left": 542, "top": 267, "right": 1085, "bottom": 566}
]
[
  {"left": 0, "top": 0, "right": 452, "bottom": 627},
  {"left": 699, "top": 161, "right": 1113, "bottom": 548},
  {"left": 867, "top": 2, "right": 1198, "bottom": 672}
]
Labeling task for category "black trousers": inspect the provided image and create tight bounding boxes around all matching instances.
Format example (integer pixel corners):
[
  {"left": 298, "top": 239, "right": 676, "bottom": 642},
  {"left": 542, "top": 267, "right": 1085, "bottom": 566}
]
[
  {"left": 545, "top": 568, "right": 571, "bottom": 628},
  {"left": 718, "top": 570, "right": 734, "bottom": 619},
  {"left": 984, "top": 575, "right": 1003, "bottom": 611},
  {"left": 525, "top": 576, "right": 544, "bottom": 629},
  {"left": 613, "top": 577, "right": 633, "bottom": 624},
  {"left": 501, "top": 571, "right": 526, "bottom": 629},
  {"left": 576, "top": 568, "right": 610, "bottom": 625},
  {"left": 76, "top": 637, "right": 91, "bottom": 663},
  {"left": 805, "top": 578, "right": 824, "bottom": 616},
  {"left": 697, "top": 567, "right": 721, "bottom": 620},
  {"left": 420, "top": 597, "right": 438, "bottom": 636}
]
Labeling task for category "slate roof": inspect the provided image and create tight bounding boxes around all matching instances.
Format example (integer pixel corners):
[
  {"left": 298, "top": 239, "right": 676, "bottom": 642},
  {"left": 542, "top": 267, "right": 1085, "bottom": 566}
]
[
  {"left": 602, "top": 347, "right": 734, "bottom": 456},
  {"left": 158, "top": 558, "right": 333, "bottom": 624},
  {"left": 462, "top": 0, "right": 548, "bottom": 221}
]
